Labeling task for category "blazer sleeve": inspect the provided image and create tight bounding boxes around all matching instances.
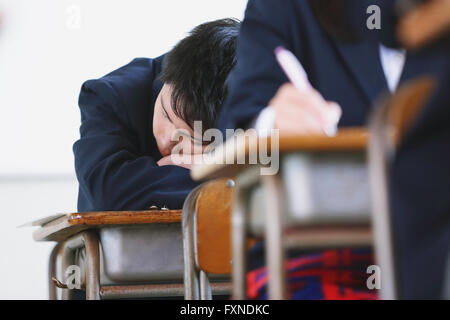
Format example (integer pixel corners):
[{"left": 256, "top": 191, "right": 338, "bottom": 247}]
[
  {"left": 73, "top": 79, "right": 198, "bottom": 211},
  {"left": 217, "top": 0, "right": 300, "bottom": 131}
]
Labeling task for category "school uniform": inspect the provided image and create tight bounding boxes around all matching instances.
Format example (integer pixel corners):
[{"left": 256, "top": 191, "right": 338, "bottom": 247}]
[
  {"left": 73, "top": 55, "right": 199, "bottom": 212},
  {"left": 217, "top": 0, "right": 450, "bottom": 299}
]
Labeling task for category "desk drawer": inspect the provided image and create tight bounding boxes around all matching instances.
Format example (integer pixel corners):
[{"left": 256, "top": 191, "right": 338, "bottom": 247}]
[
  {"left": 282, "top": 152, "right": 371, "bottom": 225},
  {"left": 99, "top": 224, "right": 183, "bottom": 283},
  {"left": 248, "top": 152, "right": 371, "bottom": 234}
]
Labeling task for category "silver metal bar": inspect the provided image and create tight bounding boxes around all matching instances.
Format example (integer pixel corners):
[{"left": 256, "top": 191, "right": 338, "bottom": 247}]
[
  {"left": 282, "top": 228, "right": 373, "bottom": 249},
  {"left": 210, "top": 282, "right": 233, "bottom": 296},
  {"left": 99, "top": 282, "right": 231, "bottom": 300},
  {"left": 48, "top": 243, "right": 60, "bottom": 300},
  {"left": 262, "top": 174, "right": 286, "bottom": 300},
  {"left": 368, "top": 104, "right": 398, "bottom": 300},
  {"left": 100, "top": 283, "right": 185, "bottom": 299},
  {"left": 232, "top": 167, "right": 261, "bottom": 299},
  {"left": 200, "top": 271, "right": 212, "bottom": 300},
  {"left": 59, "top": 235, "right": 84, "bottom": 300},
  {"left": 182, "top": 185, "right": 203, "bottom": 300},
  {"left": 82, "top": 231, "right": 100, "bottom": 300},
  {"left": 58, "top": 232, "right": 100, "bottom": 300},
  {"left": 231, "top": 180, "right": 249, "bottom": 299}
]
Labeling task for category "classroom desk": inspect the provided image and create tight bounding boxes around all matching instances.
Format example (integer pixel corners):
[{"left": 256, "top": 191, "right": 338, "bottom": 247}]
[
  {"left": 190, "top": 77, "right": 434, "bottom": 300},
  {"left": 191, "top": 128, "right": 387, "bottom": 300},
  {"left": 32, "top": 210, "right": 188, "bottom": 300},
  {"left": 29, "top": 79, "right": 431, "bottom": 300},
  {"left": 33, "top": 210, "right": 182, "bottom": 242},
  {"left": 191, "top": 128, "right": 368, "bottom": 180}
]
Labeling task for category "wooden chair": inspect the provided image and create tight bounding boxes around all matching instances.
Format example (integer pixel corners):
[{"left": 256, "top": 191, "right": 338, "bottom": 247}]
[
  {"left": 397, "top": 0, "right": 450, "bottom": 49},
  {"left": 368, "top": 76, "right": 435, "bottom": 299},
  {"left": 182, "top": 178, "right": 234, "bottom": 299},
  {"left": 191, "top": 76, "right": 436, "bottom": 300},
  {"left": 33, "top": 209, "right": 186, "bottom": 300}
]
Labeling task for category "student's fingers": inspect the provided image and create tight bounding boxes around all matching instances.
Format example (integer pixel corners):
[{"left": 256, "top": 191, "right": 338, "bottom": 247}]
[
  {"left": 292, "top": 89, "right": 342, "bottom": 130},
  {"left": 270, "top": 84, "right": 334, "bottom": 129},
  {"left": 271, "top": 84, "right": 341, "bottom": 135},
  {"left": 168, "top": 154, "right": 194, "bottom": 169},
  {"left": 157, "top": 155, "right": 174, "bottom": 166},
  {"left": 158, "top": 154, "right": 194, "bottom": 168},
  {"left": 324, "top": 101, "right": 342, "bottom": 125},
  {"left": 274, "top": 103, "right": 325, "bottom": 135}
]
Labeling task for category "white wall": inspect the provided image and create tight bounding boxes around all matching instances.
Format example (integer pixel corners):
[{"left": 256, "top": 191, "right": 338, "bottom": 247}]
[
  {"left": 0, "top": 177, "right": 78, "bottom": 299},
  {"left": 0, "top": 0, "right": 247, "bottom": 299}
]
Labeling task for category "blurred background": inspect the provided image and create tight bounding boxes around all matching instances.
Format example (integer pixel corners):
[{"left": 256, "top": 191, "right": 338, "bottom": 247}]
[{"left": 0, "top": 0, "right": 246, "bottom": 299}]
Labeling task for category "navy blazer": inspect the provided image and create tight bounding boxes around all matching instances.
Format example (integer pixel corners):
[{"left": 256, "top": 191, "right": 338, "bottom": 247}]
[
  {"left": 73, "top": 56, "right": 199, "bottom": 212},
  {"left": 217, "top": 0, "right": 450, "bottom": 299}
]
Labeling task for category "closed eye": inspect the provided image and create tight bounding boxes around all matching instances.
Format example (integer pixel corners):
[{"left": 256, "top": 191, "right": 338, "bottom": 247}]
[
  {"left": 161, "top": 97, "right": 173, "bottom": 124},
  {"left": 177, "top": 130, "right": 208, "bottom": 145}
]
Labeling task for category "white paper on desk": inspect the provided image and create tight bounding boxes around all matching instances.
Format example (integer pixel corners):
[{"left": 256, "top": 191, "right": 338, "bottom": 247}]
[{"left": 18, "top": 213, "right": 66, "bottom": 228}]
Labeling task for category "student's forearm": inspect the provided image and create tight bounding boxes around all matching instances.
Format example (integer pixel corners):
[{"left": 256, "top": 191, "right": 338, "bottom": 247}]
[{"left": 76, "top": 154, "right": 197, "bottom": 211}]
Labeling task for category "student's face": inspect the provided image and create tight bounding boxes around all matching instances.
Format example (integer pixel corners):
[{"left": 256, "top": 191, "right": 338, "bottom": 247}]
[{"left": 153, "top": 84, "right": 205, "bottom": 157}]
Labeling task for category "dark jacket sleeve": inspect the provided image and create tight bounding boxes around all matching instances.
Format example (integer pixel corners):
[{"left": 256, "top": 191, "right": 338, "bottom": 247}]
[
  {"left": 217, "top": 0, "right": 300, "bottom": 131},
  {"left": 73, "top": 79, "right": 198, "bottom": 211}
]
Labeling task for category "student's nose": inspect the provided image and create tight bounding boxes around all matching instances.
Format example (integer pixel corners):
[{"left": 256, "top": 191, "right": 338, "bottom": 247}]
[
  {"left": 158, "top": 133, "right": 177, "bottom": 156},
  {"left": 167, "top": 139, "right": 178, "bottom": 154}
]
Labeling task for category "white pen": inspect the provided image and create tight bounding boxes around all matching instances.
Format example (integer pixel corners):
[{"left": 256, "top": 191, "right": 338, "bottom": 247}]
[{"left": 274, "top": 46, "right": 340, "bottom": 136}]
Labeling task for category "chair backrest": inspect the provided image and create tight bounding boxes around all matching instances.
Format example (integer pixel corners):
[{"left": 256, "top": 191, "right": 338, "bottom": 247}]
[
  {"left": 385, "top": 76, "right": 436, "bottom": 146},
  {"left": 195, "top": 179, "right": 233, "bottom": 274},
  {"left": 397, "top": 0, "right": 450, "bottom": 49}
]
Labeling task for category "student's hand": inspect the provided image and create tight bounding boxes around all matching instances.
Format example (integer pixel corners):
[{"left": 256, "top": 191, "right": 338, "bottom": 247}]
[
  {"left": 269, "top": 83, "right": 342, "bottom": 135},
  {"left": 157, "top": 155, "right": 175, "bottom": 167},
  {"left": 157, "top": 154, "right": 196, "bottom": 169}
]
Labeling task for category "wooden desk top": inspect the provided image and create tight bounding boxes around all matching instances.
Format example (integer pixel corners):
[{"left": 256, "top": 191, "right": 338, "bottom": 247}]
[
  {"left": 277, "top": 127, "right": 367, "bottom": 151},
  {"left": 31, "top": 210, "right": 182, "bottom": 242},
  {"left": 191, "top": 128, "right": 368, "bottom": 181}
]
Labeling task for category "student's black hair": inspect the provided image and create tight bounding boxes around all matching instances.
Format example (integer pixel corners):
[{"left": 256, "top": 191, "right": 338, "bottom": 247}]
[
  {"left": 309, "top": 0, "right": 360, "bottom": 42},
  {"left": 160, "top": 18, "right": 240, "bottom": 131}
]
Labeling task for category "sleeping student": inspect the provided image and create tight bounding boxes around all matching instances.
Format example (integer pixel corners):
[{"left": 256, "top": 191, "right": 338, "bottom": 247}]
[
  {"left": 73, "top": 19, "right": 239, "bottom": 212},
  {"left": 216, "top": 0, "right": 449, "bottom": 299}
]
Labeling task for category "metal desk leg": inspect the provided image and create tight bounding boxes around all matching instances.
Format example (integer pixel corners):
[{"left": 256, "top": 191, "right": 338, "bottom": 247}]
[
  {"left": 232, "top": 182, "right": 248, "bottom": 299},
  {"left": 59, "top": 232, "right": 100, "bottom": 300},
  {"left": 48, "top": 243, "right": 61, "bottom": 300},
  {"left": 200, "top": 271, "right": 212, "bottom": 300},
  {"left": 59, "top": 239, "right": 76, "bottom": 300},
  {"left": 82, "top": 231, "right": 100, "bottom": 300},
  {"left": 182, "top": 186, "right": 203, "bottom": 300},
  {"left": 368, "top": 106, "right": 398, "bottom": 300},
  {"left": 262, "top": 175, "right": 286, "bottom": 300}
]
